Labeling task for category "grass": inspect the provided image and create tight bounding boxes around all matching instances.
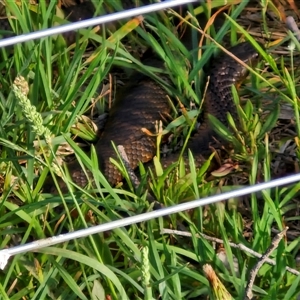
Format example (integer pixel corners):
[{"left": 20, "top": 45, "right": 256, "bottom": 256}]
[{"left": 0, "top": 0, "right": 300, "bottom": 299}]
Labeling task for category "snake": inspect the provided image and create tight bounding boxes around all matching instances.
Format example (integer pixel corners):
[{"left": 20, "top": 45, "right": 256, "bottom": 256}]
[
  {"left": 0, "top": 2, "right": 260, "bottom": 190},
  {"left": 64, "top": 42, "right": 260, "bottom": 188}
]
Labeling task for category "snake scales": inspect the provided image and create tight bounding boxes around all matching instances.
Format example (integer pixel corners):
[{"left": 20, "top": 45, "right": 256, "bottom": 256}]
[
  {"left": 0, "top": 2, "right": 260, "bottom": 189},
  {"left": 64, "top": 42, "right": 259, "bottom": 188}
]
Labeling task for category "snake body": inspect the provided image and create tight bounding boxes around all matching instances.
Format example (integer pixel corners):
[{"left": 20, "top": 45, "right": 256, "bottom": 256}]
[
  {"left": 0, "top": 2, "right": 260, "bottom": 188},
  {"left": 68, "top": 42, "right": 259, "bottom": 187},
  {"left": 188, "top": 42, "right": 259, "bottom": 155}
]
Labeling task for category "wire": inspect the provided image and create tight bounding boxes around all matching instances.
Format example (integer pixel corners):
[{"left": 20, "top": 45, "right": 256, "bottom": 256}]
[
  {"left": 0, "top": 0, "right": 198, "bottom": 48},
  {"left": 1, "top": 173, "right": 300, "bottom": 269}
]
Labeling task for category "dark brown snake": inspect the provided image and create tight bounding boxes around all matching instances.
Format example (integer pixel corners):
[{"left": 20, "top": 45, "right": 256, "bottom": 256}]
[
  {"left": 0, "top": 3, "right": 260, "bottom": 190},
  {"left": 64, "top": 42, "right": 260, "bottom": 188}
]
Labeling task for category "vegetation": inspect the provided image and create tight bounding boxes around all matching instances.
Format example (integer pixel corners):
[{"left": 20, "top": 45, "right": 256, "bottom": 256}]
[{"left": 0, "top": 0, "right": 300, "bottom": 299}]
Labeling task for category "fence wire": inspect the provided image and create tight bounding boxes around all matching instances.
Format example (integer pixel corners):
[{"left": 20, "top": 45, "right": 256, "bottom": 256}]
[
  {"left": 1, "top": 173, "right": 300, "bottom": 269},
  {"left": 0, "top": 0, "right": 198, "bottom": 48},
  {"left": 0, "top": 0, "right": 299, "bottom": 270}
]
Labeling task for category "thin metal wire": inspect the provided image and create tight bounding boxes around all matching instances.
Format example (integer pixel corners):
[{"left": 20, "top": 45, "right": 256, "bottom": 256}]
[
  {"left": 1, "top": 173, "right": 300, "bottom": 269},
  {"left": 286, "top": 16, "right": 300, "bottom": 42},
  {"left": 0, "top": 0, "right": 198, "bottom": 48}
]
